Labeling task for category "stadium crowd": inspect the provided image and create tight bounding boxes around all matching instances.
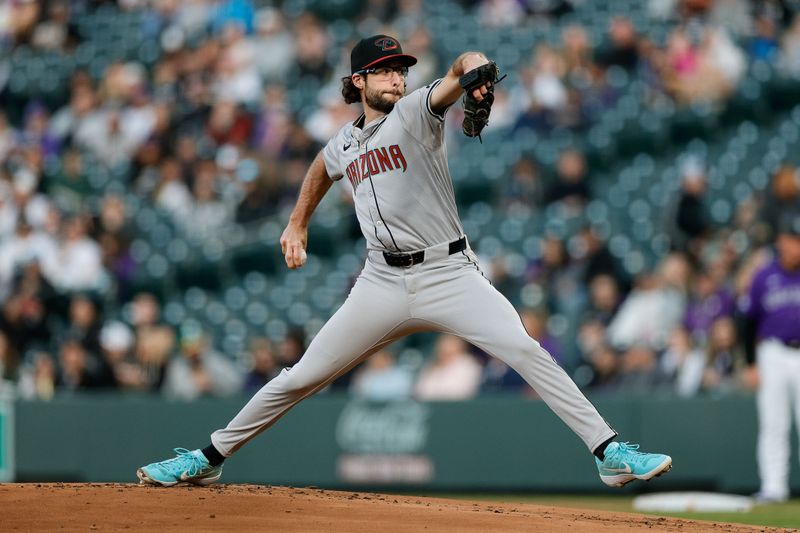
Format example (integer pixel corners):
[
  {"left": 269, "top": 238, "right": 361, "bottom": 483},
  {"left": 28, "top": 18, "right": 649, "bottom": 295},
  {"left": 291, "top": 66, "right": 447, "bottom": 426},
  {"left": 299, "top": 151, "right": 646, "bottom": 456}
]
[{"left": 0, "top": 0, "right": 799, "bottom": 401}]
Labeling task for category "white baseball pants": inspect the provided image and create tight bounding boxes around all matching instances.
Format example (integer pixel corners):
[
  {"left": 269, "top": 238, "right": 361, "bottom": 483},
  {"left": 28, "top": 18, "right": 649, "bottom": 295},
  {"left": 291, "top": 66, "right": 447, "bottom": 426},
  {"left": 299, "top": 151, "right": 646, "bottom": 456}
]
[
  {"left": 756, "top": 339, "right": 800, "bottom": 499},
  {"left": 211, "top": 240, "right": 617, "bottom": 456}
]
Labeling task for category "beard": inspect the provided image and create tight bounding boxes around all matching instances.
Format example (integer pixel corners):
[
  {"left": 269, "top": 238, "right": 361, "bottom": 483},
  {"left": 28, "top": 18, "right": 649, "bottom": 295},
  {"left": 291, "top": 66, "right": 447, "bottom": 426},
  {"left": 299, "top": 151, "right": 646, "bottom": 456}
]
[{"left": 364, "top": 82, "right": 404, "bottom": 114}]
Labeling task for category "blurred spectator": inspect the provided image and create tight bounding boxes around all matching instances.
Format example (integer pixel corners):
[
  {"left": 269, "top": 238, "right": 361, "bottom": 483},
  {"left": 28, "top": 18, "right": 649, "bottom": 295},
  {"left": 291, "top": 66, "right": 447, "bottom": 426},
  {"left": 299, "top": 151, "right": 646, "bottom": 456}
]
[
  {"left": 778, "top": 14, "right": 800, "bottom": 76},
  {"left": 234, "top": 159, "right": 277, "bottom": 224},
  {"left": 211, "top": 0, "right": 255, "bottom": 36},
  {"left": 49, "top": 76, "right": 97, "bottom": 145},
  {"left": 660, "top": 326, "right": 706, "bottom": 397},
  {"left": 7, "top": 0, "right": 39, "bottom": 46},
  {"left": 63, "top": 294, "right": 102, "bottom": 356},
  {"left": 10, "top": 165, "right": 51, "bottom": 231},
  {"left": 683, "top": 270, "right": 735, "bottom": 342},
  {"left": 662, "top": 26, "right": 744, "bottom": 104},
  {"left": 99, "top": 320, "right": 141, "bottom": 389},
  {"left": 154, "top": 157, "right": 193, "bottom": 221},
  {"left": 181, "top": 159, "right": 234, "bottom": 239},
  {"left": 207, "top": 101, "right": 253, "bottom": 148},
  {"left": 749, "top": 15, "right": 780, "bottom": 61},
  {"left": 95, "top": 195, "right": 135, "bottom": 298},
  {"left": 584, "top": 274, "right": 622, "bottom": 325},
  {"left": 404, "top": 27, "right": 439, "bottom": 91},
  {"left": 533, "top": 45, "right": 569, "bottom": 110},
  {"left": 47, "top": 149, "right": 90, "bottom": 213},
  {"left": 163, "top": 323, "right": 242, "bottom": 401},
  {"left": 276, "top": 328, "right": 306, "bottom": 368},
  {"left": 756, "top": 164, "right": 800, "bottom": 243},
  {"left": 243, "top": 337, "right": 280, "bottom": 394},
  {"left": 48, "top": 215, "right": 105, "bottom": 293},
  {"left": 74, "top": 64, "right": 157, "bottom": 168},
  {"left": 701, "top": 316, "right": 742, "bottom": 393},
  {"left": 252, "top": 85, "right": 291, "bottom": 159},
  {"left": 0, "top": 217, "right": 58, "bottom": 299},
  {"left": 544, "top": 149, "right": 592, "bottom": 207},
  {"left": 596, "top": 17, "right": 640, "bottom": 71},
  {"left": 0, "top": 263, "right": 54, "bottom": 354},
  {"left": 617, "top": 345, "right": 660, "bottom": 392},
  {"left": 582, "top": 344, "right": 621, "bottom": 392},
  {"left": 292, "top": 14, "right": 331, "bottom": 81},
  {"left": 503, "top": 157, "right": 544, "bottom": 210},
  {"left": 304, "top": 95, "right": 361, "bottom": 145},
  {"left": 0, "top": 112, "right": 17, "bottom": 164},
  {"left": 30, "top": 0, "right": 78, "bottom": 52},
  {"left": 478, "top": 0, "right": 526, "bottom": 28},
  {"left": 249, "top": 8, "right": 296, "bottom": 83},
  {"left": 57, "top": 338, "right": 114, "bottom": 391},
  {"left": 668, "top": 157, "right": 710, "bottom": 252},
  {"left": 350, "top": 350, "right": 413, "bottom": 400},
  {"left": 525, "top": 234, "right": 586, "bottom": 317},
  {"left": 0, "top": 330, "right": 18, "bottom": 383},
  {"left": 17, "top": 351, "right": 56, "bottom": 400},
  {"left": 608, "top": 253, "right": 689, "bottom": 350},
  {"left": 561, "top": 24, "right": 594, "bottom": 79},
  {"left": 576, "top": 226, "right": 625, "bottom": 288},
  {"left": 415, "top": 335, "right": 482, "bottom": 401},
  {"left": 134, "top": 324, "right": 174, "bottom": 391},
  {"left": 708, "top": 0, "right": 753, "bottom": 37},
  {"left": 212, "top": 23, "right": 262, "bottom": 105},
  {"left": 130, "top": 292, "right": 163, "bottom": 329},
  {"left": 20, "top": 102, "right": 59, "bottom": 160}
]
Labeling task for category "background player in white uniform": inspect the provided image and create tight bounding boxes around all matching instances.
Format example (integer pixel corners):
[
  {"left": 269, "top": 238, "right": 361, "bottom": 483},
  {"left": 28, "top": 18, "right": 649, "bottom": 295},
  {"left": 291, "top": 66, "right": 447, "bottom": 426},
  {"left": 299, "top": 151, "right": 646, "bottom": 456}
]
[
  {"left": 741, "top": 211, "right": 800, "bottom": 503},
  {"left": 137, "top": 35, "right": 672, "bottom": 488}
]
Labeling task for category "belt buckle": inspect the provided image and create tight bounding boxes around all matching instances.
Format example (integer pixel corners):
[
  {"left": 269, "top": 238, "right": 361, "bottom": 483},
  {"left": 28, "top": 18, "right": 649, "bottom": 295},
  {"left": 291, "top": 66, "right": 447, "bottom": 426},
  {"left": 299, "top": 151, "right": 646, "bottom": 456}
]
[{"left": 384, "top": 251, "right": 414, "bottom": 267}]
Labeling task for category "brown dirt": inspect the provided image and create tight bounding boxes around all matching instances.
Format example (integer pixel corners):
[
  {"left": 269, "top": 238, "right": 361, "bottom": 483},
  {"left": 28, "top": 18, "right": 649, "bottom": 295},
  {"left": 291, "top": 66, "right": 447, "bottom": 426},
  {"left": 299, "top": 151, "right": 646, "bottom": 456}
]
[{"left": 0, "top": 483, "right": 781, "bottom": 532}]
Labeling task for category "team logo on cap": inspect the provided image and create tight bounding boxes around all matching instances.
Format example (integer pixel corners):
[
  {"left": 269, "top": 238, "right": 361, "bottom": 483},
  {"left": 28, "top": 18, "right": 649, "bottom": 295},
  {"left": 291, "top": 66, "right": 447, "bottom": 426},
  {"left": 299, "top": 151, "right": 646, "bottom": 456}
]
[{"left": 374, "top": 37, "right": 398, "bottom": 51}]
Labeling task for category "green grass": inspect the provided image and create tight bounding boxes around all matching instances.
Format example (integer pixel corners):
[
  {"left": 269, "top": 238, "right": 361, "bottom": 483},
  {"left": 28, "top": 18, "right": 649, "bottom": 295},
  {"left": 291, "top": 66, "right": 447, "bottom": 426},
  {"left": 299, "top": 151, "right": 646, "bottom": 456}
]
[{"left": 428, "top": 494, "right": 800, "bottom": 529}]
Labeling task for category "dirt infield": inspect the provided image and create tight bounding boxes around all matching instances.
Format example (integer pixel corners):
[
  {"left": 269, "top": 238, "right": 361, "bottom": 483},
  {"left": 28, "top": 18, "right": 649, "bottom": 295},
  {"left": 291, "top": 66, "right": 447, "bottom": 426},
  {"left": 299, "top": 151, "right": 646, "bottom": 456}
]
[{"left": 0, "top": 483, "right": 780, "bottom": 532}]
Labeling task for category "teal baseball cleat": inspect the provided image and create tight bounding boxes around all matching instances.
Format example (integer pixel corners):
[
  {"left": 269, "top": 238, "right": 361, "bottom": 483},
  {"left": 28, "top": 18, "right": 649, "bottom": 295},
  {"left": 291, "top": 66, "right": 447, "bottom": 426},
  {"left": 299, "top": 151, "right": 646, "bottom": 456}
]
[
  {"left": 137, "top": 448, "right": 223, "bottom": 487},
  {"left": 595, "top": 441, "right": 672, "bottom": 488}
]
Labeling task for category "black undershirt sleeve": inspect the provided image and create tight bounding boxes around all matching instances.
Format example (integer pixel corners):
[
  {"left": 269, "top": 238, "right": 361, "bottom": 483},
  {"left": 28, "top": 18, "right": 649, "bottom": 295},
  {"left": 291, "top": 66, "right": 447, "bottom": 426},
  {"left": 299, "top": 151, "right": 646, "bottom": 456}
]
[{"left": 739, "top": 313, "right": 758, "bottom": 366}]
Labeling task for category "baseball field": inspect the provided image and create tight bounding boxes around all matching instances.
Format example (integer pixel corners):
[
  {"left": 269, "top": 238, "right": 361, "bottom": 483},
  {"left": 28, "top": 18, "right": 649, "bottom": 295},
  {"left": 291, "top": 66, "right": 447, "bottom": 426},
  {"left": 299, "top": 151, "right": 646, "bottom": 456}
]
[{"left": 1, "top": 484, "right": 796, "bottom": 532}]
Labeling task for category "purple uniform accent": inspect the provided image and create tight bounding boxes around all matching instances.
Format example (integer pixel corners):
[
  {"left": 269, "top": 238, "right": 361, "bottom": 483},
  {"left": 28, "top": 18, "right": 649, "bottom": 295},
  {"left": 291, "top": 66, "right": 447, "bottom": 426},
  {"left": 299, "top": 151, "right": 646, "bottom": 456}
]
[{"left": 740, "top": 260, "right": 800, "bottom": 343}]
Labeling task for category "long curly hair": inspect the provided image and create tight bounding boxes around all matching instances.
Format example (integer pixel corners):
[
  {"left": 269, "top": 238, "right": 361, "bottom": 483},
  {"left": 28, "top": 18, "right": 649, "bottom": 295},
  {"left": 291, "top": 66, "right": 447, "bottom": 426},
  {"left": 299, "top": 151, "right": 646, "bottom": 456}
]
[{"left": 341, "top": 76, "right": 361, "bottom": 104}]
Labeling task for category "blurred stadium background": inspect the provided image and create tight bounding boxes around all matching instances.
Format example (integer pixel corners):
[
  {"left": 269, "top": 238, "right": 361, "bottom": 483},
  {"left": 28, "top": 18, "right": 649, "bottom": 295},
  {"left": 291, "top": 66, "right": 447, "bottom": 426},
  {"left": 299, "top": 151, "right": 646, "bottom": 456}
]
[{"left": 1, "top": 0, "right": 800, "bottom": 499}]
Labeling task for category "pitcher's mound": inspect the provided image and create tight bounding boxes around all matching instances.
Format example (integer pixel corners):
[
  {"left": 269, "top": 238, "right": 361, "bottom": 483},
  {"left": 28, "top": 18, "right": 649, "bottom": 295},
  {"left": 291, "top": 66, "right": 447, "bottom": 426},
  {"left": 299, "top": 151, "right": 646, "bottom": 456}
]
[{"left": 0, "top": 483, "right": 771, "bottom": 532}]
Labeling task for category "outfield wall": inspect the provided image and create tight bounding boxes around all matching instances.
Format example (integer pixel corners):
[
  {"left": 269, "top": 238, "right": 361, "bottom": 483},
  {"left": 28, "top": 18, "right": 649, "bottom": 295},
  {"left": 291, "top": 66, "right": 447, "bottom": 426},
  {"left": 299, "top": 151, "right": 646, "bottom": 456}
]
[{"left": 13, "top": 394, "right": 800, "bottom": 492}]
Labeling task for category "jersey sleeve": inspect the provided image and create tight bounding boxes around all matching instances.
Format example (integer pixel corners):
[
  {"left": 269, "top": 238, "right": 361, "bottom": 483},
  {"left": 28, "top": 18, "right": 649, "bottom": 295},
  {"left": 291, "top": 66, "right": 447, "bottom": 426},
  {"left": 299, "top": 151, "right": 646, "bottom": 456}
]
[
  {"left": 394, "top": 79, "right": 449, "bottom": 148},
  {"left": 322, "top": 128, "right": 345, "bottom": 181}
]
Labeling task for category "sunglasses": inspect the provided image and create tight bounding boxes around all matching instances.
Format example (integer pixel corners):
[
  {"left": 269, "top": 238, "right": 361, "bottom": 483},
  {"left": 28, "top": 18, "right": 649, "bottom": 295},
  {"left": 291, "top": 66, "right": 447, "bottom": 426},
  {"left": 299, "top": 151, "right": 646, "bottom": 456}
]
[{"left": 355, "top": 66, "right": 409, "bottom": 79}]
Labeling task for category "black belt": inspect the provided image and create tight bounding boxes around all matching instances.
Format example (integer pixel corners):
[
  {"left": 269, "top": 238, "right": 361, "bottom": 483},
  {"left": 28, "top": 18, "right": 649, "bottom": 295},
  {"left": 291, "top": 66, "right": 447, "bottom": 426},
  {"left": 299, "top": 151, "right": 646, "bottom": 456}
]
[
  {"left": 382, "top": 237, "right": 466, "bottom": 268},
  {"left": 784, "top": 339, "right": 800, "bottom": 349}
]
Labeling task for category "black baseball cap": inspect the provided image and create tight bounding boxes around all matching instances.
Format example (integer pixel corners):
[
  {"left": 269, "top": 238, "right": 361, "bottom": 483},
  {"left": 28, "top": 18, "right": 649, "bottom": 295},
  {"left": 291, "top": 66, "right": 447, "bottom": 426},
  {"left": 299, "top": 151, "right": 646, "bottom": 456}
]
[
  {"left": 350, "top": 34, "right": 417, "bottom": 75},
  {"left": 779, "top": 211, "right": 800, "bottom": 236}
]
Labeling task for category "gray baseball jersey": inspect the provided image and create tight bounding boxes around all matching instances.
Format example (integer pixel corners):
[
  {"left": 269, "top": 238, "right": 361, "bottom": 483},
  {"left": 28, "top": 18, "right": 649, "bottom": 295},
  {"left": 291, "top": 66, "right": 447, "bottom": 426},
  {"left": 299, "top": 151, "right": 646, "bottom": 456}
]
[
  {"left": 210, "top": 77, "right": 617, "bottom": 460},
  {"left": 323, "top": 80, "right": 462, "bottom": 252}
]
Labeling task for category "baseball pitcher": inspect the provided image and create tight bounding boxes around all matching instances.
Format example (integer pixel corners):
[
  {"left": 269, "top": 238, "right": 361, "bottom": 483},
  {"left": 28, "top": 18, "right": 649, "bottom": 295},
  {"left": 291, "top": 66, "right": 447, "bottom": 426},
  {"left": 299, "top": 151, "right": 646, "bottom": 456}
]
[{"left": 138, "top": 35, "right": 672, "bottom": 488}]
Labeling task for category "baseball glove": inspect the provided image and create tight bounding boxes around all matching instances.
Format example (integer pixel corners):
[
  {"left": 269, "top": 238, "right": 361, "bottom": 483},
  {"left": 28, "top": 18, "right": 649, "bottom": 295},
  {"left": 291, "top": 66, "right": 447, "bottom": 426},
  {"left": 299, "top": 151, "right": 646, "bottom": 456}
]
[{"left": 460, "top": 61, "right": 505, "bottom": 142}]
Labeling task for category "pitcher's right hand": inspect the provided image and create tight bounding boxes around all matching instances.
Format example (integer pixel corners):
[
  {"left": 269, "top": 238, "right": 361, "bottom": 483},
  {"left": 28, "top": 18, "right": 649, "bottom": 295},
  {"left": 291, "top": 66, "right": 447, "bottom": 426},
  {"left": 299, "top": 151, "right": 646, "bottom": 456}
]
[{"left": 280, "top": 223, "right": 308, "bottom": 269}]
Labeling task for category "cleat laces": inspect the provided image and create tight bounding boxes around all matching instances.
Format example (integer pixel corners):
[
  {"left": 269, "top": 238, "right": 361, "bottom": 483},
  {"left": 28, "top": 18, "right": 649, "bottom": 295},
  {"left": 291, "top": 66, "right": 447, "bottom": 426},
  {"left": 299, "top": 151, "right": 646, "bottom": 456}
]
[
  {"left": 156, "top": 448, "right": 207, "bottom": 477},
  {"left": 607, "top": 442, "right": 648, "bottom": 466}
]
